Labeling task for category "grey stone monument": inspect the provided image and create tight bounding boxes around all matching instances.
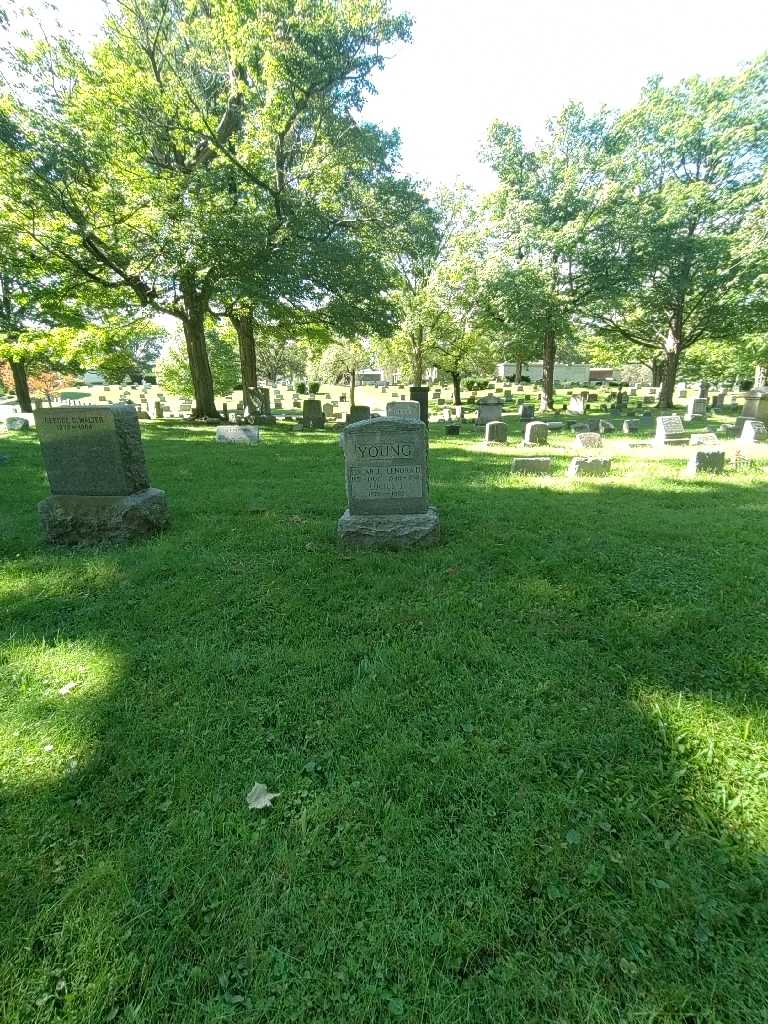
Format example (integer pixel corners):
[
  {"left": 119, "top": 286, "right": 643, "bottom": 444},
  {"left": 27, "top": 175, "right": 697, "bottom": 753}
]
[
  {"left": 386, "top": 400, "right": 421, "bottom": 420},
  {"left": 511, "top": 457, "right": 551, "bottom": 475},
  {"left": 518, "top": 403, "right": 535, "bottom": 421},
  {"left": 575, "top": 432, "right": 602, "bottom": 449},
  {"left": 476, "top": 396, "right": 504, "bottom": 425},
  {"left": 655, "top": 414, "right": 688, "bottom": 445},
  {"left": 686, "top": 450, "right": 725, "bottom": 475},
  {"left": 34, "top": 404, "right": 168, "bottom": 545},
  {"left": 684, "top": 397, "right": 707, "bottom": 422},
  {"left": 302, "top": 399, "right": 326, "bottom": 429},
  {"left": 485, "top": 421, "right": 508, "bottom": 444},
  {"left": 216, "top": 425, "right": 260, "bottom": 445},
  {"left": 346, "top": 405, "right": 371, "bottom": 424},
  {"left": 524, "top": 421, "right": 548, "bottom": 445},
  {"left": 337, "top": 417, "right": 439, "bottom": 549},
  {"left": 741, "top": 419, "right": 768, "bottom": 442},
  {"left": 567, "top": 457, "right": 612, "bottom": 478}
]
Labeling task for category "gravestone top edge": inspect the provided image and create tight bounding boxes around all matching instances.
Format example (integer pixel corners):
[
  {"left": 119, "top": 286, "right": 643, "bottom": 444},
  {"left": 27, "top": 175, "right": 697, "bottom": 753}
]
[{"left": 343, "top": 415, "right": 426, "bottom": 435}]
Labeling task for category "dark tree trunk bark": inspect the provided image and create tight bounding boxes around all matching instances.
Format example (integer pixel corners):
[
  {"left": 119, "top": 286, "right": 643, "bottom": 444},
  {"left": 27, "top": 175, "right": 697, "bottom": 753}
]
[
  {"left": 10, "top": 358, "right": 32, "bottom": 413},
  {"left": 515, "top": 355, "right": 523, "bottom": 384},
  {"left": 651, "top": 358, "right": 664, "bottom": 388},
  {"left": 658, "top": 340, "right": 681, "bottom": 409},
  {"left": 540, "top": 330, "right": 556, "bottom": 410},
  {"left": 350, "top": 368, "right": 356, "bottom": 409},
  {"left": 451, "top": 371, "right": 461, "bottom": 406},
  {"left": 411, "top": 326, "right": 424, "bottom": 386},
  {"left": 179, "top": 273, "right": 218, "bottom": 419},
  {"left": 230, "top": 308, "right": 260, "bottom": 415}
]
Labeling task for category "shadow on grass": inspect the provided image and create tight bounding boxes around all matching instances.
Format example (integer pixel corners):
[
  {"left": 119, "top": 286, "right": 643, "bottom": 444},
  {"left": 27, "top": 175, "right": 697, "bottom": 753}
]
[{"left": 1, "top": 429, "right": 767, "bottom": 1022}]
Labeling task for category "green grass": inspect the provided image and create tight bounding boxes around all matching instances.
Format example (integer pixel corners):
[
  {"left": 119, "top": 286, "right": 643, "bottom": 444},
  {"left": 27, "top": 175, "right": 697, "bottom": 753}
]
[{"left": 2, "top": 419, "right": 768, "bottom": 1023}]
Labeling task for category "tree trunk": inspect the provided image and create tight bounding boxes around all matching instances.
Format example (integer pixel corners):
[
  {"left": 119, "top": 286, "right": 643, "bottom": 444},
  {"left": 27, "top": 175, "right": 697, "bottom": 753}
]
[
  {"left": 412, "top": 326, "right": 424, "bottom": 386},
  {"left": 754, "top": 365, "right": 766, "bottom": 388},
  {"left": 515, "top": 355, "right": 523, "bottom": 384},
  {"left": 451, "top": 371, "right": 461, "bottom": 406},
  {"left": 9, "top": 358, "right": 32, "bottom": 413},
  {"left": 658, "top": 335, "right": 681, "bottom": 409},
  {"left": 180, "top": 273, "right": 218, "bottom": 419},
  {"left": 651, "top": 358, "right": 664, "bottom": 388},
  {"left": 540, "top": 330, "right": 556, "bottom": 410},
  {"left": 230, "top": 309, "right": 260, "bottom": 415},
  {"left": 350, "top": 368, "right": 356, "bottom": 409}
]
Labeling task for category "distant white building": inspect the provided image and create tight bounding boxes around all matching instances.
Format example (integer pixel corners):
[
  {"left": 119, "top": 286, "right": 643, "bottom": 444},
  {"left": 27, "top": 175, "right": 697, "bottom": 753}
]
[{"left": 496, "top": 362, "right": 591, "bottom": 383}]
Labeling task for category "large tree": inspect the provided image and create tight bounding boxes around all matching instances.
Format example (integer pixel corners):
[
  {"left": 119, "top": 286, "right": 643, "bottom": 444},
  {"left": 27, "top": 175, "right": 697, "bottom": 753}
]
[
  {"left": 1, "top": 0, "right": 411, "bottom": 418},
  {"left": 582, "top": 58, "right": 768, "bottom": 407},
  {"left": 484, "top": 104, "right": 609, "bottom": 409}
]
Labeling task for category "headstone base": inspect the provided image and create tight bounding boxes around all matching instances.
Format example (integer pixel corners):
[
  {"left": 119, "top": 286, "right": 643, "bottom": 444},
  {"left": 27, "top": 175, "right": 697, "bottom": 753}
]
[
  {"left": 337, "top": 507, "right": 439, "bottom": 550},
  {"left": 39, "top": 488, "right": 169, "bottom": 546}
]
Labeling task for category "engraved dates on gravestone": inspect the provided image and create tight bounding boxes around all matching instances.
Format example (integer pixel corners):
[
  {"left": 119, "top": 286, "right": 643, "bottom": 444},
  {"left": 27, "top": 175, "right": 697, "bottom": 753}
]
[
  {"left": 345, "top": 420, "right": 428, "bottom": 515},
  {"left": 338, "top": 417, "right": 439, "bottom": 549},
  {"left": 35, "top": 405, "right": 149, "bottom": 496}
]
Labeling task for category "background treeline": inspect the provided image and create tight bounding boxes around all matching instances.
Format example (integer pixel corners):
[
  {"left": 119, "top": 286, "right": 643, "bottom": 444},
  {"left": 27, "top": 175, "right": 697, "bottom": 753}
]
[{"left": 0, "top": 2, "right": 766, "bottom": 413}]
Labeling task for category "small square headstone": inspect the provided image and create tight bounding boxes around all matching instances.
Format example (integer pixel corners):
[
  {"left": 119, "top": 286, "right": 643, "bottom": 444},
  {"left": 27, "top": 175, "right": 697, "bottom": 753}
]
[
  {"left": 485, "top": 420, "right": 508, "bottom": 444},
  {"left": 686, "top": 450, "right": 725, "bottom": 474},
  {"left": 524, "top": 421, "right": 548, "bottom": 445},
  {"left": 216, "top": 425, "right": 260, "bottom": 445},
  {"left": 575, "top": 432, "right": 602, "bottom": 449}
]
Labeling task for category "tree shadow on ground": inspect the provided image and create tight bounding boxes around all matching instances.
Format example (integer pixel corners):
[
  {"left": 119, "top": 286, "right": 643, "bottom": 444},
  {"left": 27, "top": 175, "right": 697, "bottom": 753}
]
[{"left": 1, "top": 430, "right": 767, "bottom": 1022}]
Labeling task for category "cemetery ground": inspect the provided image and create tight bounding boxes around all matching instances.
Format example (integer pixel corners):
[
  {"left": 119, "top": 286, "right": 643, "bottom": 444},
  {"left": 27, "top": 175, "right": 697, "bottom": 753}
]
[{"left": 2, "top": 419, "right": 768, "bottom": 1024}]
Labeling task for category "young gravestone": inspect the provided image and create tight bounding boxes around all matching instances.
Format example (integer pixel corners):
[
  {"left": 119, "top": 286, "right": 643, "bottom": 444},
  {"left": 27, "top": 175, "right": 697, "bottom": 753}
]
[
  {"left": 686, "top": 449, "right": 725, "bottom": 475},
  {"left": 741, "top": 419, "right": 768, "bottom": 443},
  {"left": 302, "top": 399, "right": 326, "bottom": 429},
  {"left": 485, "top": 420, "right": 508, "bottom": 444},
  {"left": 511, "top": 457, "right": 551, "bottom": 475},
  {"left": 216, "top": 425, "right": 260, "bottom": 445},
  {"left": 524, "top": 421, "right": 548, "bottom": 445},
  {"left": 567, "top": 457, "right": 612, "bottom": 478},
  {"left": 386, "top": 400, "right": 421, "bottom": 421},
  {"left": 337, "top": 417, "right": 439, "bottom": 549},
  {"left": 655, "top": 414, "right": 688, "bottom": 445},
  {"left": 34, "top": 404, "right": 168, "bottom": 545},
  {"left": 575, "top": 431, "right": 602, "bottom": 449}
]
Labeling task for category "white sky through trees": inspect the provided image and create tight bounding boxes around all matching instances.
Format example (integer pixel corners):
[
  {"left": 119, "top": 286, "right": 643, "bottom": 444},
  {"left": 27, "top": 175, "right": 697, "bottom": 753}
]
[{"left": 18, "top": 0, "right": 768, "bottom": 192}]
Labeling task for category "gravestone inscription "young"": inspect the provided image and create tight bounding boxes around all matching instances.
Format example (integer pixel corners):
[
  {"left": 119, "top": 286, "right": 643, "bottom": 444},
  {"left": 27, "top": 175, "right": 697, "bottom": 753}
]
[{"left": 338, "top": 417, "right": 439, "bottom": 548}]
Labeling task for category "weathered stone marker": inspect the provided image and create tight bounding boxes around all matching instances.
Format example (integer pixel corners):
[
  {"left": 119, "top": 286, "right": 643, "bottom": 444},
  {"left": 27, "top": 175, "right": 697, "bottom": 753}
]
[
  {"left": 689, "top": 431, "right": 719, "bottom": 447},
  {"left": 337, "top": 416, "right": 439, "bottom": 549},
  {"left": 567, "top": 457, "right": 612, "bottom": 478},
  {"left": 686, "top": 450, "right": 725, "bottom": 475},
  {"left": 302, "top": 399, "right": 326, "bottom": 429},
  {"left": 575, "top": 431, "right": 602, "bottom": 449},
  {"left": 3, "top": 416, "right": 29, "bottom": 432},
  {"left": 524, "top": 421, "right": 548, "bottom": 445},
  {"left": 34, "top": 404, "right": 168, "bottom": 545},
  {"left": 485, "top": 421, "right": 508, "bottom": 444},
  {"left": 511, "top": 457, "right": 551, "bottom": 475},
  {"left": 476, "top": 396, "right": 504, "bottom": 425},
  {"left": 655, "top": 414, "right": 688, "bottom": 445},
  {"left": 386, "top": 400, "right": 421, "bottom": 420},
  {"left": 346, "top": 405, "right": 371, "bottom": 424},
  {"left": 216, "top": 425, "right": 260, "bottom": 445},
  {"left": 741, "top": 419, "right": 768, "bottom": 442}
]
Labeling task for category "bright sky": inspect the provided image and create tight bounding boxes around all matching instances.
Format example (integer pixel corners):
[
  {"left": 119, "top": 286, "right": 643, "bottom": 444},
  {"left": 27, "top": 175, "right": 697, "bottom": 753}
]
[{"left": 30, "top": 0, "right": 768, "bottom": 192}]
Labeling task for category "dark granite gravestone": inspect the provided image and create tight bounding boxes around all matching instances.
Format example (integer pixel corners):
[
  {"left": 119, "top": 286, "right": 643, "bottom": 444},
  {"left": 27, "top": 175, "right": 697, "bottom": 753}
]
[
  {"left": 686, "top": 449, "right": 725, "bottom": 474},
  {"left": 346, "top": 405, "right": 371, "bottom": 424},
  {"left": 409, "top": 386, "right": 430, "bottom": 427},
  {"left": 34, "top": 404, "right": 168, "bottom": 545},
  {"left": 337, "top": 416, "right": 439, "bottom": 549},
  {"left": 485, "top": 421, "right": 508, "bottom": 444},
  {"left": 302, "top": 399, "right": 326, "bottom": 429}
]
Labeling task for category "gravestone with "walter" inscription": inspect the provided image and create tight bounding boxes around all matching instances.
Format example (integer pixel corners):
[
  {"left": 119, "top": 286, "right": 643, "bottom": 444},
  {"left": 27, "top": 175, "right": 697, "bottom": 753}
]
[
  {"left": 34, "top": 404, "right": 168, "bottom": 545},
  {"left": 337, "top": 417, "right": 439, "bottom": 549}
]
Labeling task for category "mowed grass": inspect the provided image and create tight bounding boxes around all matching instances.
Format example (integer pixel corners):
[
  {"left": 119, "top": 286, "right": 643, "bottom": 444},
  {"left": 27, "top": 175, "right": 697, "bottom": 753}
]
[{"left": 1, "top": 418, "right": 768, "bottom": 1024}]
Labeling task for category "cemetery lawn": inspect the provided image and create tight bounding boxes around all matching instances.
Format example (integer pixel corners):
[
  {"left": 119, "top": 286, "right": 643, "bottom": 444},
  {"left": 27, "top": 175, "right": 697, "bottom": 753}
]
[{"left": 2, "top": 420, "right": 768, "bottom": 1024}]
